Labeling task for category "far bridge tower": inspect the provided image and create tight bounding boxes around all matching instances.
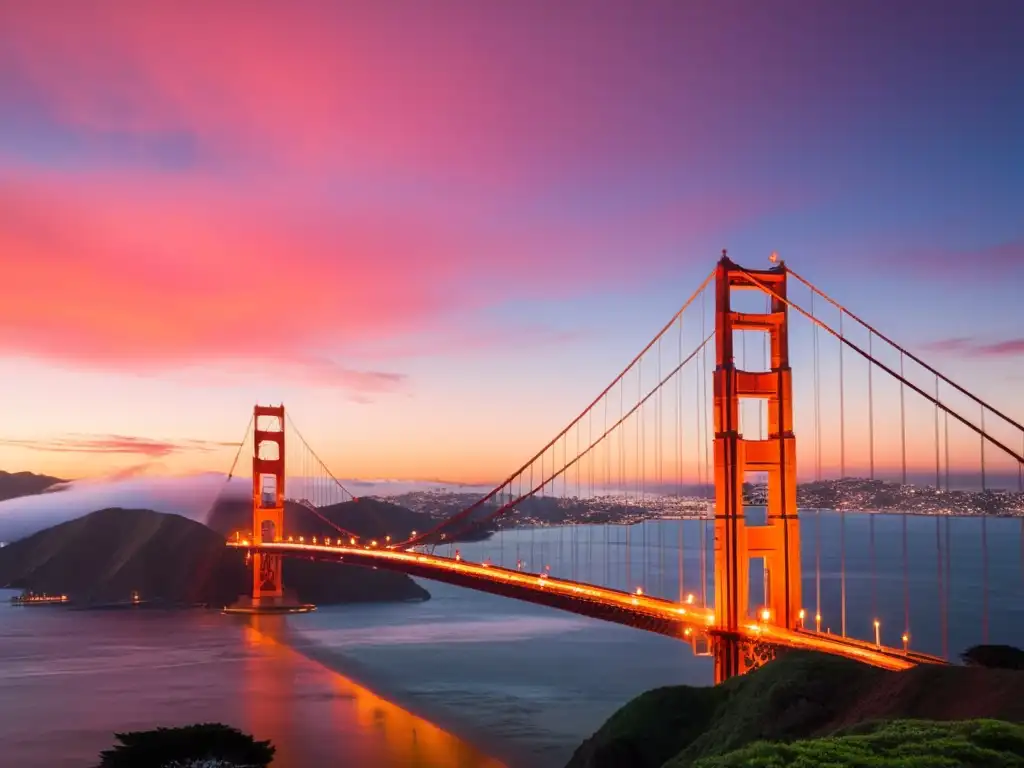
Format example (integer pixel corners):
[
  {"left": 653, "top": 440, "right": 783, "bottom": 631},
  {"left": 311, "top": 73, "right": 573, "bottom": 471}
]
[{"left": 252, "top": 404, "right": 286, "bottom": 604}]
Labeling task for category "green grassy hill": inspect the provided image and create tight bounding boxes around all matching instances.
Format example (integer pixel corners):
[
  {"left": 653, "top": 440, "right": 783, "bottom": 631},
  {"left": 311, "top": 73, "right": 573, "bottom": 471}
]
[{"left": 567, "top": 651, "right": 1024, "bottom": 768}]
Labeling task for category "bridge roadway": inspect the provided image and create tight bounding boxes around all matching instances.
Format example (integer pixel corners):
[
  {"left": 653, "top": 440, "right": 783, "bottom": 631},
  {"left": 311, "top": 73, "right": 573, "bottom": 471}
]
[{"left": 228, "top": 540, "right": 944, "bottom": 672}]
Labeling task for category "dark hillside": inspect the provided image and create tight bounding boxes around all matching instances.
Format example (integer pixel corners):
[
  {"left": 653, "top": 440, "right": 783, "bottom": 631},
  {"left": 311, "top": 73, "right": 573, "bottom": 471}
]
[
  {"left": 207, "top": 496, "right": 435, "bottom": 543},
  {"left": 0, "top": 508, "right": 428, "bottom": 605},
  {"left": 0, "top": 470, "right": 65, "bottom": 501},
  {"left": 567, "top": 651, "right": 1024, "bottom": 768}
]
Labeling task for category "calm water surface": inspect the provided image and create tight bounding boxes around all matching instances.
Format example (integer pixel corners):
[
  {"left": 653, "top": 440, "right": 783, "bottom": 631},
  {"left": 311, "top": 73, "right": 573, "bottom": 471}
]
[{"left": 1, "top": 513, "right": 1022, "bottom": 767}]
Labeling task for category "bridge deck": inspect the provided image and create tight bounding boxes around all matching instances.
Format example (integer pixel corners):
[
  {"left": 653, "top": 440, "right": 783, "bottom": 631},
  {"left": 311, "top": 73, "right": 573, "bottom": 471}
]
[{"left": 228, "top": 541, "right": 943, "bottom": 672}]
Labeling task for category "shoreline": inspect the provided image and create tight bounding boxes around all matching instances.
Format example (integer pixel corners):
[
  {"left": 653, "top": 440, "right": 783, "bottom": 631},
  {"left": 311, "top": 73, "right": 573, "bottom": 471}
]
[{"left": 241, "top": 613, "right": 532, "bottom": 768}]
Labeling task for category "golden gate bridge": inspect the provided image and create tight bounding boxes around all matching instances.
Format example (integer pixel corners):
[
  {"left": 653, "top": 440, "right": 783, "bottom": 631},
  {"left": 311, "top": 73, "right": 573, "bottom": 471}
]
[{"left": 224, "top": 254, "right": 1023, "bottom": 684}]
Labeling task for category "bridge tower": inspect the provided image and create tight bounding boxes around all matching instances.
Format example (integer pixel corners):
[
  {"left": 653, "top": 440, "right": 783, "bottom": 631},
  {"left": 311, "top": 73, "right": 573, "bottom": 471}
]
[
  {"left": 712, "top": 254, "right": 802, "bottom": 683},
  {"left": 252, "top": 404, "right": 285, "bottom": 604}
]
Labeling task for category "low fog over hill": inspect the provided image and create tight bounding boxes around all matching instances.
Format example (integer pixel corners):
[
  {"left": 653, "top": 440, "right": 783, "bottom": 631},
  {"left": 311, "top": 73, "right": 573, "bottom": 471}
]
[{"left": 0, "top": 472, "right": 493, "bottom": 543}]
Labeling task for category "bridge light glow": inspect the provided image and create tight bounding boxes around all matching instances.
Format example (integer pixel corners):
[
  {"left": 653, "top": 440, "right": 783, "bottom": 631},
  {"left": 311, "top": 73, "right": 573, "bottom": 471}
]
[
  {"left": 760, "top": 608, "right": 771, "bottom": 622},
  {"left": 370, "top": 540, "right": 378, "bottom": 547},
  {"left": 874, "top": 619, "right": 881, "bottom": 648},
  {"left": 635, "top": 587, "right": 644, "bottom": 596},
  {"left": 350, "top": 537, "right": 356, "bottom": 545},
  {"left": 685, "top": 593, "right": 695, "bottom": 604},
  {"left": 411, "top": 531, "right": 417, "bottom": 536}
]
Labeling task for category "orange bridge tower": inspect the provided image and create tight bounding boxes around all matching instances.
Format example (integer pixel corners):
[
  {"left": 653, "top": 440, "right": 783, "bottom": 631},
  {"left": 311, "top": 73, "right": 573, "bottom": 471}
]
[
  {"left": 712, "top": 254, "right": 802, "bottom": 683},
  {"left": 252, "top": 404, "right": 285, "bottom": 604}
]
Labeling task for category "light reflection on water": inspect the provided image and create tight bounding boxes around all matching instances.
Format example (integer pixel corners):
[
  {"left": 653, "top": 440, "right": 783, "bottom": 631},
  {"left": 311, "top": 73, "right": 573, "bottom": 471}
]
[
  {"left": 0, "top": 603, "right": 503, "bottom": 768},
  {"left": 0, "top": 515, "right": 1020, "bottom": 767}
]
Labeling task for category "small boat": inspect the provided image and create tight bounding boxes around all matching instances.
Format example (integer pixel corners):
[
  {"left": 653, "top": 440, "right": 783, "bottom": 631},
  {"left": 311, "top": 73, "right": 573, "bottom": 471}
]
[{"left": 10, "top": 591, "right": 69, "bottom": 606}]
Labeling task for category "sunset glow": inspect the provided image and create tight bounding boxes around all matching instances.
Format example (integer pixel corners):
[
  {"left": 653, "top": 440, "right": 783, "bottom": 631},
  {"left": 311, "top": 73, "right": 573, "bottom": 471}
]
[{"left": 0, "top": 1, "right": 1021, "bottom": 485}]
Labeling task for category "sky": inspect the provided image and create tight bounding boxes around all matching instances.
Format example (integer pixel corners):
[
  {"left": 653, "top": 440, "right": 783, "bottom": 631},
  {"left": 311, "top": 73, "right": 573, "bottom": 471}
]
[{"left": 0, "top": 0, "right": 1021, "bottom": 488}]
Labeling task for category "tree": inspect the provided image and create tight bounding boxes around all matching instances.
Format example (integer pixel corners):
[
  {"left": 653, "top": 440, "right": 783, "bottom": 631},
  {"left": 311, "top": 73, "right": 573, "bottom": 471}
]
[{"left": 97, "top": 723, "right": 275, "bottom": 767}]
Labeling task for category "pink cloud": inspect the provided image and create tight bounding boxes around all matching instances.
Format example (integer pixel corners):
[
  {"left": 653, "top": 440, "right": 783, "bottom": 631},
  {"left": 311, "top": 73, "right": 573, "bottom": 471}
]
[
  {"left": 921, "top": 337, "right": 1024, "bottom": 358},
  {"left": 0, "top": 3, "right": 796, "bottom": 391},
  {"left": 0, "top": 167, "right": 765, "bottom": 386},
  {"left": 0, "top": 434, "right": 236, "bottom": 458}
]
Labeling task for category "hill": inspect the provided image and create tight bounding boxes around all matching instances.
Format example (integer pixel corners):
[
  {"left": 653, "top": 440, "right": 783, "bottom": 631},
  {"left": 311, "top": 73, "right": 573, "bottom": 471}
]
[
  {"left": 0, "top": 470, "right": 65, "bottom": 501},
  {"left": 566, "top": 651, "right": 1024, "bottom": 768},
  {"left": 0, "top": 507, "right": 429, "bottom": 606},
  {"left": 207, "top": 496, "right": 437, "bottom": 543}
]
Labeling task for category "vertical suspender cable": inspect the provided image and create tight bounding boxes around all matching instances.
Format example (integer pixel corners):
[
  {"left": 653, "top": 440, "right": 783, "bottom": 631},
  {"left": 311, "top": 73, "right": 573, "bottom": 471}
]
[
  {"left": 838, "top": 311, "right": 846, "bottom": 636},
  {"left": 840, "top": 504, "right": 847, "bottom": 637},
  {"left": 870, "top": 513, "right": 877, "bottom": 625},
  {"left": 934, "top": 376, "right": 942, "bottom": 489},
  {"left": 900, "top": 352, "right": 909, "bottom": 643},
  {"left": 811, "top": 293, "right": 821, "bottom": 624},
  {"left": 867, "top": 332, "right": 877, "bottom": 627},
  {"left": 902, "top": 512, "right": 910, "bottom": 645},
  {"left": 935, "top": 515, "right": 945, "bottom": 658},
  {"left": 944, "top": 515, "right": 951, "bottom": 656},
  {"left": 659, "top": 337, "right": 665, "bottom": 598},
  {"left": 982, "top": 514, "right": 989, "bottom": 644},
  {"left": 639, "top": 361, "right": 647, "bottom": 592},
  {"left": 944, "top": 409, "right": 951, "bottom": 492},
  {"left": 677, "top": 314, "right": 684, "bottom": 601},
  {"left": 900, "top": 352, "right": 907, "bottom": 485},
  {"left": 868, "top": 332, "right": 875, "bottom": 480},
  {"left": 981, "top": 407, "right": 987, "bottom": 491}
]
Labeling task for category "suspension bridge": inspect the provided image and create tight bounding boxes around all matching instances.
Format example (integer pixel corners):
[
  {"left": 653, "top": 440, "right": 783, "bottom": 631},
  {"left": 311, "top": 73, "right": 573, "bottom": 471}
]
[{"left": 225, "top": 254, "right": 1023, "bottom": 684}]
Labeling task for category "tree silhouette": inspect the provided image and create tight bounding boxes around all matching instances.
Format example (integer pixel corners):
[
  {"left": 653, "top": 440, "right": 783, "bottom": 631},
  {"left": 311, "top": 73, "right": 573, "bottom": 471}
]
[
  {"left": 97, "top": 723, "right": 274, "bottom": 767},
  {"left": 960, "top": 644, "right": 1024, "bottom": 670}
]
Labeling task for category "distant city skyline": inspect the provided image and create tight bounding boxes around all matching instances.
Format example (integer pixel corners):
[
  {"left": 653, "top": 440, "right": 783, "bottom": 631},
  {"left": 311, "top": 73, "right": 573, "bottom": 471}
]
[{"left": 0, "top": 1, "right": 1021, "bottom": 484}]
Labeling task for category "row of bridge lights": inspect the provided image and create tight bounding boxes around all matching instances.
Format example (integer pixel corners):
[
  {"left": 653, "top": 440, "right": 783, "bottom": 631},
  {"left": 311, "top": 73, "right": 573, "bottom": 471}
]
[
  {"left": 236, "top": 531, "right": 418, "bottom": 550},
  {"left": 784, "top": 608, "right": 909, "bottom": 653},
  {"left": 239, "top": 533, "right": 912, "bottom": 654}
]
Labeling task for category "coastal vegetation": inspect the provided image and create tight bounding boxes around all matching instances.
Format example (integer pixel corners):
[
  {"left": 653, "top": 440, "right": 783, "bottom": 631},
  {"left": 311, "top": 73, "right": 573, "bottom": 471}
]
[
  {"left": 961, "top": 644, "right": 1024, "bottom": 670},
  {"left": 97, "top": 723, "right": 274, "bottom": 767},
  {"left": 566, "top": 650, "right": 1024, "bottom": 768}
]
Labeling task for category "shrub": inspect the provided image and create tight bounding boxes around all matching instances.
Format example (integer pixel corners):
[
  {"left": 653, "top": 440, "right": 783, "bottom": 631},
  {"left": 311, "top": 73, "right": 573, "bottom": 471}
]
[
  {"left": 688, "top": 719, "right": 1024, "bottom": 768},
  {"left": 961, "top": 645, "right": 1024, "bottom": 670}
]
